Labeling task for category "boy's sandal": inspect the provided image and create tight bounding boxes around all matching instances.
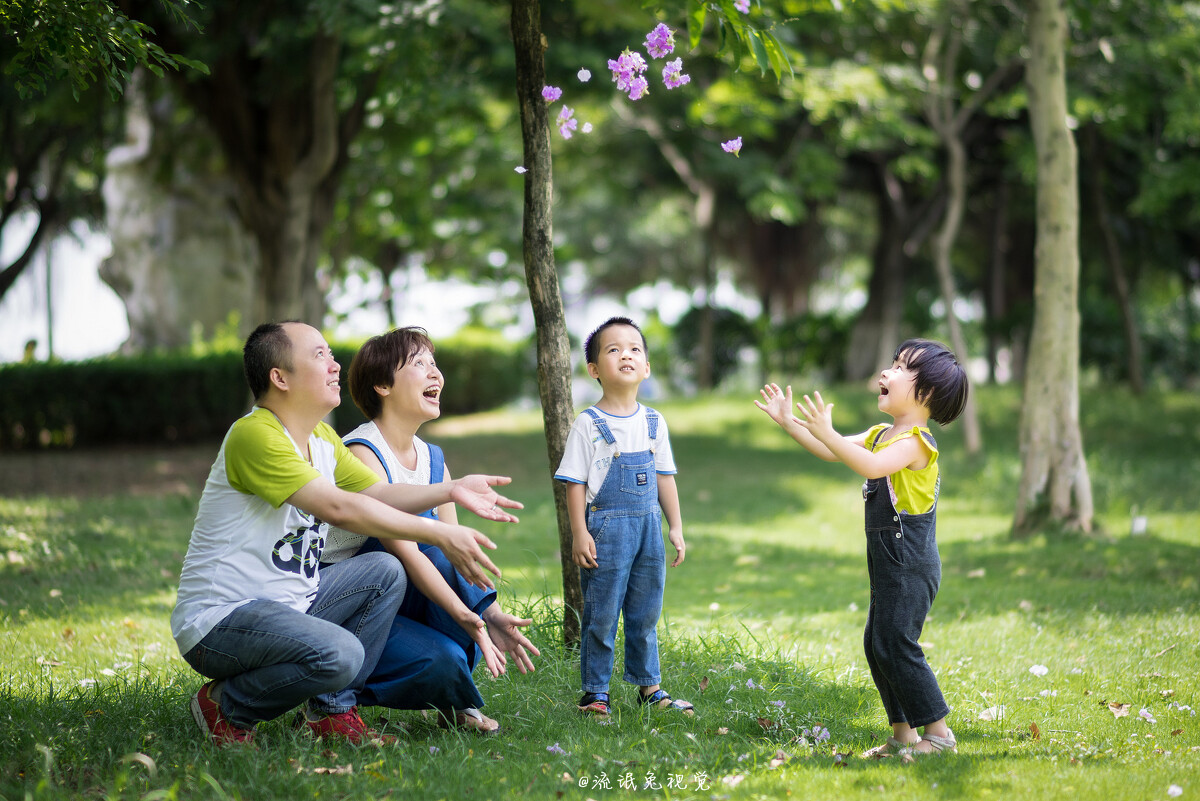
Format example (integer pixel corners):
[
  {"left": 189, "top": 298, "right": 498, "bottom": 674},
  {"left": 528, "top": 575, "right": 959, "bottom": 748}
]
[
  {"left": 578, "top": 692, "right": 610, "bottom": 716},
  {"left": 639, "top": 689, "right": 694, "bottom": 716},
  {"left": 435, "top": 707, "right": 500, "bottom": 735},
  {"left": 862, "top": 736, "right": 918, "bottom": 759}
]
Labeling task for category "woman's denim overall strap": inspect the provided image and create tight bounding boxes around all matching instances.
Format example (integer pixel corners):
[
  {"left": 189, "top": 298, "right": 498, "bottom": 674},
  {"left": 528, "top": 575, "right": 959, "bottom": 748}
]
[
  {"left": 578, "top": 407, "right": 665, "bottom": 693},
  {"left": 861, "top": 427, "right": 949, "bottom": 729}
]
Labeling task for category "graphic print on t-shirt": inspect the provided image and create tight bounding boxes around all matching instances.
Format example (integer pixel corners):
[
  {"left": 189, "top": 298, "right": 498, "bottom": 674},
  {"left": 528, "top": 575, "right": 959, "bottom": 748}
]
[{"left": 272, "top": 514, "right": 326, "bottom": 578}]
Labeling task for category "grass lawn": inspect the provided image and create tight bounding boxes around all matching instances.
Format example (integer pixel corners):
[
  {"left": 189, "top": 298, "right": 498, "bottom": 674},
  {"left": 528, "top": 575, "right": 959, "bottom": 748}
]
[{"left": 1, "top": 385, "right": 1197, "bottom": 800}]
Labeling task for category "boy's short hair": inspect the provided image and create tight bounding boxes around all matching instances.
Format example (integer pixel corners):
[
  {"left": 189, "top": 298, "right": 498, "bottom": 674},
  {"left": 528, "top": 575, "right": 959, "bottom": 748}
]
[
  {"left": 895, "top": 338, "right": 969, "bottom": 426},
  {"left": 244, "top": 321, "right": 296, "bottom": 401},
  {"left": 348, "top": 326, "right": 436, "bottom": 420},
  {"left": 584, "top": 316, "right": 647, "bottom": 365}
]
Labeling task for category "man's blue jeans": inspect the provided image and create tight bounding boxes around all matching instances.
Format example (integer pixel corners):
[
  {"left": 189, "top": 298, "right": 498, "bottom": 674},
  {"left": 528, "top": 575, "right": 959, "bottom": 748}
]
[{"left": 182, "top": 550, "right": 407, "bottom": 728}]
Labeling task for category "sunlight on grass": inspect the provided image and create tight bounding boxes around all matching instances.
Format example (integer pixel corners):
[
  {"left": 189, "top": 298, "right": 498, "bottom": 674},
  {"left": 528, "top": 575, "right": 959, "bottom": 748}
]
[{"left": 2, "top": 387, "right": 1198, "bottom": 799}]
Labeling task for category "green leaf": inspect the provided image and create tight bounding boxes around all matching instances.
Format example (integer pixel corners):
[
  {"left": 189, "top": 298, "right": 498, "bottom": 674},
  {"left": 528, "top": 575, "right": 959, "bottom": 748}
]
[{"left": 687, "top": 1, "right": 708, "bottom": 51}]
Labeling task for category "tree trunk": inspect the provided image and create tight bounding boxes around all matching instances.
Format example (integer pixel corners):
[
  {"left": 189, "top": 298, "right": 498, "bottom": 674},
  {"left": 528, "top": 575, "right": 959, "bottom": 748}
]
[
  {"left": 511, "top": 0, "right": 581, "bottom": 646},
  {"left": 1014, "top": 0, "right": 1093, "bottom": 535}
]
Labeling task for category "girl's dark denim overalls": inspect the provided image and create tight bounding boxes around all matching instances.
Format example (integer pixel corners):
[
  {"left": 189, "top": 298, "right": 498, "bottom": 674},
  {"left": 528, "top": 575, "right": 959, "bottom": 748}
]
[
  {"left": 862, "top": 427, "right": 950, "bottom": 728},
  {"left": 578, "top": 407, "right": 666, "bottom": 693}
]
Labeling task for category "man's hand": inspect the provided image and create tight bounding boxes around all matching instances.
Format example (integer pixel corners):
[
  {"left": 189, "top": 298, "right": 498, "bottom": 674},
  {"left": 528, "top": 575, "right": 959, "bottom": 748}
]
[
  {"left": 437, "top": 524, "right": 501, "bottom": 590},
  {"left": 483, "top": 606, "right": 540, "bottom": 674},
  {"left": 450, "top": 475, "right": 523, "bottom": 522}
]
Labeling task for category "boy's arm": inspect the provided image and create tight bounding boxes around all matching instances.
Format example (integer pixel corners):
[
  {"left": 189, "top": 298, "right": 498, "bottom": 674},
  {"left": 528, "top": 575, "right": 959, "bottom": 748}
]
[
  {"left": 565, "top": 481, "right": 597, "bottom": 568},
  {"left": 795, "top": 391, "right": 928, "bottom": 479},
  {"left": 756, "top": 383, "right": 845, "bottom": 461},
  {"left": 657, "top": 474, "right": 685, "bottom": 567}
]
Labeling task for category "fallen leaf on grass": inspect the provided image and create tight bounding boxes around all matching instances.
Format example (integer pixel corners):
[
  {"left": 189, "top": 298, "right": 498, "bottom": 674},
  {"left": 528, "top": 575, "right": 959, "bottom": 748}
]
[
  {"left": 757, "top": 717, "right": 776, "bottom": 730},
  {"left": 699, "top": 676, "right": 710, "bottom": 692},
  {"left": 36, "top": 657, "right": 65, "bottom": 667},
  {"left": 722, "top": 775, "right": 745, "bottom": 788},
  {"left": 768, "top": 750, "right": 790, "bottom": 769},
  {"left": 716, "top": 727, "right": 730, "bottom": 735},
  {"left": 1030, "top": 723, "right": 1041, "bottom": 740},
  {"left": 1107, "top": 702, "right": 1131, "bottom": 718},
  {"left": 1171, "top": 729, "right": 1184, "bottom": 737},
  {"left": 311, "top": 765, "right": 353, "bottom": 775},
  {"left": 967, "top": 568, "right": 986, "bottom": 578}
]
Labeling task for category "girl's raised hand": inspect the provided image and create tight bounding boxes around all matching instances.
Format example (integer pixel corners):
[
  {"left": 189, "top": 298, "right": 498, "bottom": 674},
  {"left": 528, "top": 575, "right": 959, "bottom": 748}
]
[
  {"left": 755, "top": 383, "right": 795, "bottom": 427},
  {"left": 794, "top": 390, "right": 836, "bottom": 439}
]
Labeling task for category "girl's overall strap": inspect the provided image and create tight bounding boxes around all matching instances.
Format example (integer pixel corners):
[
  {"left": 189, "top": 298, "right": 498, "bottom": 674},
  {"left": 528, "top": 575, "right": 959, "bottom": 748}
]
[{"left": 583, "top": 407, "right": 617, "bottom": 445}]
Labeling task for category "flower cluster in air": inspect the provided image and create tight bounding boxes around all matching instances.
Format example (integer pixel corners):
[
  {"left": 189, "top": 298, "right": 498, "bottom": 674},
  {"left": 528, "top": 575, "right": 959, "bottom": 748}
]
[{"left": 521, "top": 19, "right": 742, "bottom": 168}]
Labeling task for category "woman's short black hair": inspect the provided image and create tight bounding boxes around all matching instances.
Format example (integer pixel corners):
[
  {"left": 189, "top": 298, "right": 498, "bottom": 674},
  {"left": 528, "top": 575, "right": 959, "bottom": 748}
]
[
  {"left": 894, "top": 338, "right": 969, "bottom": 426},
  {"left": 348, "top": 327, "right": 435, "bottom": 420}
]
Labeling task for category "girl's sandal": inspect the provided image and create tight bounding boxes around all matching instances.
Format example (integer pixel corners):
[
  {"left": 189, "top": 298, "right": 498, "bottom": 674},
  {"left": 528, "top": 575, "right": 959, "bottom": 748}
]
[
  {"left": 862, "top": 736, "right": 919, "bottom": 759},
  {"left": 578, "top": 692, "right": 611, "bottom": 716},
  {"left": 639, "top": 689, "right": 695, "bottom": 716},
  {"left": 917, "top": 730, "right": 957, "bottom": 754}
]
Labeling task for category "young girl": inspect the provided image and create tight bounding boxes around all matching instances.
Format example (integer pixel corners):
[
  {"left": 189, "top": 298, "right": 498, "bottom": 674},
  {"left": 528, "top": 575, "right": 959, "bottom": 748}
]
[{"left": 756, "top": 338, "right": 968, "bottom": 757}]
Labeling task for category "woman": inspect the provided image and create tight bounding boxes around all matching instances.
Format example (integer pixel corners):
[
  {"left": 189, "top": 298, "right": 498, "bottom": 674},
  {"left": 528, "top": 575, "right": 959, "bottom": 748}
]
[{"left": 322, "top": 327, "right": 539, "bottom": 733}]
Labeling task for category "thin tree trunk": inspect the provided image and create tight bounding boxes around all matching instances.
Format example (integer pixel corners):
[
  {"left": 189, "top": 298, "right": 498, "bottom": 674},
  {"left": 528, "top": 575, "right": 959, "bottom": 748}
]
[
  {"left": 1014, "top": 0, "right": 1093, "bottom": 535},
  {"left": 511, "top": 0, "right": 581, "bottom": 646}
]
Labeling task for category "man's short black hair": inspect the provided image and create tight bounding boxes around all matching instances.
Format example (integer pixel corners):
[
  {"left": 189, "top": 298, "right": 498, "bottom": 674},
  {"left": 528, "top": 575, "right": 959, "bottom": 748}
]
[{"left": 243, "top": 321, "right": 297, "bottom": 401}]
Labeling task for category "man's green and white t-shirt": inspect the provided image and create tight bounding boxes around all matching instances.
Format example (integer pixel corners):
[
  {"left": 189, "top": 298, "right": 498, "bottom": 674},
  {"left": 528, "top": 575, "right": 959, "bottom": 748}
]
[{"left": 171, "top": 407, "right": 380, "bottom": 654}]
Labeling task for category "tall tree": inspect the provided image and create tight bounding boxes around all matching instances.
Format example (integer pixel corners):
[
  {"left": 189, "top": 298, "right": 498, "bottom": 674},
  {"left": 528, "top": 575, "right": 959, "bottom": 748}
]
[
  {"left": 1014, "top": 0, "right": 1093, "bottom": 533},
  {"left": 511, "top": 0, "right": 581, "bottom": 645}
]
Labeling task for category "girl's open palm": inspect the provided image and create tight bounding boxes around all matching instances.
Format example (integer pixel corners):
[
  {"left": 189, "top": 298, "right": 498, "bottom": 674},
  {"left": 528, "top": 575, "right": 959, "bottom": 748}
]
[
  {"left": 755, "top": 383, "right": 796, "bottom": 427},
  {"left": 795, "top": 391, "right": 837, "bottom": 439}
]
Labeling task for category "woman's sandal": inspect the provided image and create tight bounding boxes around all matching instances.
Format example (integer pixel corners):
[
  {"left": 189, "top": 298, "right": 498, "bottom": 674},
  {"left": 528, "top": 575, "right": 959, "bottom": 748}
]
[
  {"left": 639, "top": 689, "right": 694, "bottom": 716},
  {"left": 578, "top": 692, "right": 611, "bottom": 716},
  {"left": 435, "top": 707, "right": 500, "bottom": 735}
]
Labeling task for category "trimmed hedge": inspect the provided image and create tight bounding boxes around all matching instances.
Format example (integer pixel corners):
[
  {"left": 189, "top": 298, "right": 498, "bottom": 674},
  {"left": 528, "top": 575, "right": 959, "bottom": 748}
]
[{"left": 0, "top": 331, "right": 533, "bottom": 450}]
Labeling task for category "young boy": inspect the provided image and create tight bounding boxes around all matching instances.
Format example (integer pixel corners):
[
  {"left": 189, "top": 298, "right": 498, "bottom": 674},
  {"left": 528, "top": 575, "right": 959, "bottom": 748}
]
[
  {"left": 756, "top": 338, "right": 969, "bottom": 756},
  {"left": 554, "top": 316, "right": 691, "bottom": 716}
]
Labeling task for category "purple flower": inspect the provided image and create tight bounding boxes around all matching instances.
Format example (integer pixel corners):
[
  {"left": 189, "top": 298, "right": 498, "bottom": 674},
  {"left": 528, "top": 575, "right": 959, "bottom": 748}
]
[
  {"left": 609, "top": 49, "right": 648, "bottom": 93},
  {"left": 628, "top": 75, "right": 650, "bottom": 101},
  {"left": 722, "top": 137, "right": 743, "bottom": 156},
  {"left": 547, "top": 743, "right": 567, "bottom": 755},
  {"left": 662, "top": 58, "right": 690, "bottom": 89},
  {"left": 645, "top": 23, "right": 676, "bottom": 59},
  {"left": 557, "top": 105, "right": 578, "bottom": 139},
  {"left": 735, "top": 0, "right": 751, "bottom": 13},
  {"left": 542, "top": 85, "right": 563, "bottom": 102}
]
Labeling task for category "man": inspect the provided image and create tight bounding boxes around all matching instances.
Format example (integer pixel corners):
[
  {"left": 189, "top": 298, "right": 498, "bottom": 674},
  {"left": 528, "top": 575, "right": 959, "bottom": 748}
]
[{"left": 172, "top": 321, "right": 521, "bottom": 746}]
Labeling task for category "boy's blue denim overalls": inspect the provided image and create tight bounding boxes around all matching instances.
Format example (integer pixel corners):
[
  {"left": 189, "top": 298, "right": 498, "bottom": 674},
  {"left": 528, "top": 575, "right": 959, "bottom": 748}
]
[
  {"left": 579, "top": 408, "right": 666, "bottom": 694},
  {"left": 862, "top": 428, "right": 950, "bottom": 729}
]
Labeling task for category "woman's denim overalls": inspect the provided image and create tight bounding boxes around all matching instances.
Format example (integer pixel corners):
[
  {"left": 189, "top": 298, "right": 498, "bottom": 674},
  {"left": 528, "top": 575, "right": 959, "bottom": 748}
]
[
  {"left": 862, "top": 427, "right": 950, "bottom": 728},
  {"left": 578, "top": 407, "right": 666, "bottom": 693}
]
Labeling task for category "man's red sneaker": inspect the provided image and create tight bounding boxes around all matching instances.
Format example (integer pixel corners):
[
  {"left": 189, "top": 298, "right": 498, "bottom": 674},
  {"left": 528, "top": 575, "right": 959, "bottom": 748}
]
[
  {"left": 191, "top": 681, "right": 255, "bottom": 746},
  {"left": 303, "top": 706, "right": 396, "bottom": 746}
]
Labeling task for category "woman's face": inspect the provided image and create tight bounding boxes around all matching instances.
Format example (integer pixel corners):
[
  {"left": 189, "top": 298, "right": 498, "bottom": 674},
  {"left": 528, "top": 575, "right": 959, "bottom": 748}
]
[{"left": 382, "top": 347, "right": 444, "bottom": 422}]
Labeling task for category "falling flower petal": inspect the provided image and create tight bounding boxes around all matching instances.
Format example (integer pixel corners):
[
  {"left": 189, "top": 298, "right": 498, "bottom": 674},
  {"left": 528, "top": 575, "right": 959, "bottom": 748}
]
[
  {"left": 1029, "top": 664, "right": 1049, "bottom": 677},
  {"left": 547, "top": 743, "right": 567, "bottom": 755},
  {"left": 979, "top": 705, "right": 1006, "bottom": 721},
  {"left": 721, "top": 137, "right": 743, "bottom": 156},
  {"left": 577, "top": 68, "right": 591, "bottom": 82},
  {"left": 514, "top": 166, "right": 527, "bottom": 174},
  {"left": 1168, "top": 786, "right": 1182, "bottom": 798},
  {"left": 735, "top": 0, "right": 751, "bottom": 13},
  {"left": 1141, "top": 708, "right": 1158, "bottom": 724},
  {"left": 582, "top": 122, "right": 593, "bottom": 134}
]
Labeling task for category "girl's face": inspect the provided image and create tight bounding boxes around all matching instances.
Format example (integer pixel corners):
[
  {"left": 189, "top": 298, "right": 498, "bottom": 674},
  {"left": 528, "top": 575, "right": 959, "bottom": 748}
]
[
  {"left": 381, "top": 347, "right": 443, "bottom": 422},
  {"left": 878, "top": 350, "right": 920, "bottom": 416}
]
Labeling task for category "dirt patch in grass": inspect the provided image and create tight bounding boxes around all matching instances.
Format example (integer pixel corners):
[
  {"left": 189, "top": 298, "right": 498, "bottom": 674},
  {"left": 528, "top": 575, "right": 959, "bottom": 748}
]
[{"left": 0, "top": 443, "right": 219, "bottom": 499}]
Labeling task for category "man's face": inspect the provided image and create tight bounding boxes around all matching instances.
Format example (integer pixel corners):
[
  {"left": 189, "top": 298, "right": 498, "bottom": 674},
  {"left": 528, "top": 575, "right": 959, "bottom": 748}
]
[{"left": 279, "top": 323, "right": 342, "bottom": 411}]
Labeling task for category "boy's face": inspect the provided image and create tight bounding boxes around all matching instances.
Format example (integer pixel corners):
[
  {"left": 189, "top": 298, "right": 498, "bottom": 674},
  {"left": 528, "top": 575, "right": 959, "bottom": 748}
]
[{"left": 587, "top": 324, "right": 650, "bottom": 388}]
